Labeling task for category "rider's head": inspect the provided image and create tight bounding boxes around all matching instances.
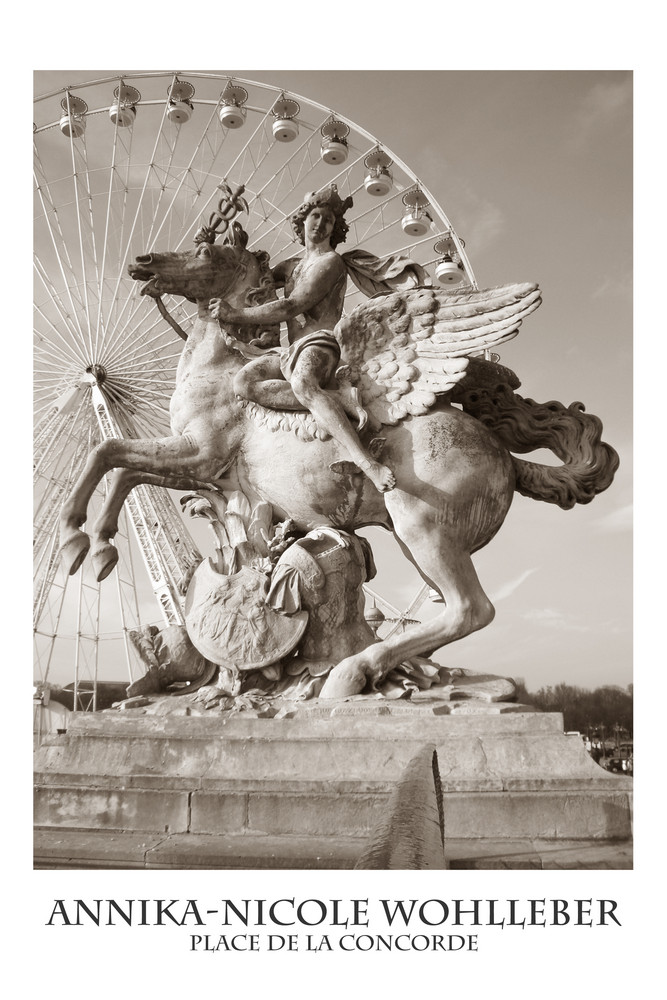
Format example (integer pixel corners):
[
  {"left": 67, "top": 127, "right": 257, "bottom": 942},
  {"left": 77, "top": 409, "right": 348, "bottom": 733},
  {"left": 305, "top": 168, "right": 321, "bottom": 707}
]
[{"left": 291, "top": 184, "right": 353, "bottom": 248}]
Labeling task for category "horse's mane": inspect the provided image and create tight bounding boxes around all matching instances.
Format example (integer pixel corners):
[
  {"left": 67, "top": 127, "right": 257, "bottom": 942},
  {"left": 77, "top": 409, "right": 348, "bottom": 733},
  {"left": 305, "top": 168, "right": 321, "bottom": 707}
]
[{"left": 240, "top": 398, "right": 329, "bottom": 443}]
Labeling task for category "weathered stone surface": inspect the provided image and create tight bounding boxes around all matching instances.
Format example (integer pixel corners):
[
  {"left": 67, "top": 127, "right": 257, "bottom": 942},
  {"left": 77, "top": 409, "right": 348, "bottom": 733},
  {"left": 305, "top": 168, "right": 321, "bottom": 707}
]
[
  {"left": 355, "top": 746, "right": 446, "bottom": 870},
  {"left": 33, "top": 829, "right": 366, "bottom": 870},
  {"left": 34, "top": 709, "right": 631, "bottom": 867},
  {"left": 442, "top": 790, "right": 632, "bottom": 840},
  {"left": 446, "top": 838, "right": 633, "bottom": 870},
  {"left": 34, "top": 785, "right": 189, "bottom": 833}
]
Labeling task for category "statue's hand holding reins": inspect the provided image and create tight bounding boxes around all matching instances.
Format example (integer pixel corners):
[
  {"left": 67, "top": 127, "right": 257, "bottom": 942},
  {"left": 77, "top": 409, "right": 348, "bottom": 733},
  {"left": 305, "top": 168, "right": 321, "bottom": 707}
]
[
  {"left": 208, "top": 298, "right": 268, "bottom": 361},
  {"left": 209, "top": 297, "right": 238, "bottom": 324}
]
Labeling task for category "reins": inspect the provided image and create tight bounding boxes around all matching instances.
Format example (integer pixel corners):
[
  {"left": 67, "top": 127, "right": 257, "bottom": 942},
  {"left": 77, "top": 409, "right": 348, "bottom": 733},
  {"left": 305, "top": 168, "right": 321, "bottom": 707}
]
[{"left": 146, "top": 183, "right": 249, "bottom": 342}]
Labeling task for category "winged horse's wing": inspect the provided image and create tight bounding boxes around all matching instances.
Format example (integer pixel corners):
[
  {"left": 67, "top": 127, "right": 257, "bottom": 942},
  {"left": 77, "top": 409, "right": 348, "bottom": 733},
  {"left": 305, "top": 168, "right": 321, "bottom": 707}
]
[{"left": 335, "top": 282, "right": 541, "bottom": 426}]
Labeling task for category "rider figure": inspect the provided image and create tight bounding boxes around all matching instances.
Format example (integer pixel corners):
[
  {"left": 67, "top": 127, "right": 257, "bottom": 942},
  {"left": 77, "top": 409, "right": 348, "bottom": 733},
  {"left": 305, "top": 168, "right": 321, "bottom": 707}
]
[{"left": 209, "top": 186, "right": 396, "bottom": 493}]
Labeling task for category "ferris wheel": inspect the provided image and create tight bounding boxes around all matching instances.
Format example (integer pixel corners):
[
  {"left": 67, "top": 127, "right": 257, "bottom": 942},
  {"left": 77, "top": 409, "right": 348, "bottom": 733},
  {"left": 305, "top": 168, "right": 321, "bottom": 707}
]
[{"left": 33, "top": 71, "right": 477, "bottom": 708}]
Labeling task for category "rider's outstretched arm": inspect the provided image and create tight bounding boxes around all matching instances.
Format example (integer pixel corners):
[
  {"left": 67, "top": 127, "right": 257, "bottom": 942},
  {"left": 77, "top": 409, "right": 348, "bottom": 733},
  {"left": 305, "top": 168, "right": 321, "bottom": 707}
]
[{"left": 211, "top": 254, "right": 345, "bottom": 326}]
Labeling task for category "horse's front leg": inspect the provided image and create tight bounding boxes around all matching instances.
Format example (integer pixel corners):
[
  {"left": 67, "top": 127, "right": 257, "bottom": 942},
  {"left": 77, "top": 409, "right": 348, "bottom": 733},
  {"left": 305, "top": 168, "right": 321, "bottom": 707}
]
[
  {"left": 60, "top": 434, "right": 206, "bottom": 575},
  {"left": 90, "top": 468, "right": 213, "bottom": 582}
]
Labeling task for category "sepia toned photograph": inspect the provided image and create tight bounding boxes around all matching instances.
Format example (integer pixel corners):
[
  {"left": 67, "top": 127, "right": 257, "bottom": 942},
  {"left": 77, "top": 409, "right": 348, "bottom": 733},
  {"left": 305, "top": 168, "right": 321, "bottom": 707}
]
[{"left": 33, "top": 69, "right": 632, "bottom": 879}]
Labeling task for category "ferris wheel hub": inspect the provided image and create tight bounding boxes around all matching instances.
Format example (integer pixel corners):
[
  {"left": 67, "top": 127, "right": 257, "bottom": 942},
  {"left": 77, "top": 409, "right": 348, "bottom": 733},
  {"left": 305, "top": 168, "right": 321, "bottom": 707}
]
[{"left": 84, "top": 363, "right": 107, "bottom": 384}]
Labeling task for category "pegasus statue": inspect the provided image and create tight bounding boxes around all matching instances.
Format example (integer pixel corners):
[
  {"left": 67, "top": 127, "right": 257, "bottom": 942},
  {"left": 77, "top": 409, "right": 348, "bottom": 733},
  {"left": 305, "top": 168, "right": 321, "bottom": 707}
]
[{"left": 59, "top": 184, "right": 618, "bottom": 698}]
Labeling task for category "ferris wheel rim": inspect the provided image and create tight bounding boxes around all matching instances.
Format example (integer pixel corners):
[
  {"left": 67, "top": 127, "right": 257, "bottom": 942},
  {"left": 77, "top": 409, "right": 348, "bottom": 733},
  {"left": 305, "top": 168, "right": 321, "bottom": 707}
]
[{"left": 34, "top": 70, "right": 476, "bottom": 285}]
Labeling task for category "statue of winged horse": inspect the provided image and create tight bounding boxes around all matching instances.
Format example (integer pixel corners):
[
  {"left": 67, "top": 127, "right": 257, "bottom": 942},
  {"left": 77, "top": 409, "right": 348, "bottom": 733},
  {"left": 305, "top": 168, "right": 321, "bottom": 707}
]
[{"left": 59, "top": 198, "right": 618, "bottom": 698}]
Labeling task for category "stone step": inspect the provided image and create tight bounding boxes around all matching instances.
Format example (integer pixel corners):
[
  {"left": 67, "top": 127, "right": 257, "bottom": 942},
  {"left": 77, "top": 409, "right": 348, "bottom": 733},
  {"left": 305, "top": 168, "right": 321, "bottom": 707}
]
[
  {"left": 34, "top": 779, "right": 632, "bottom": 841},
  {"left": 33, "top": 828, "right": 633, "bottom": 871},
  {"left": 33, "top": 828, "right": 367, "bottom": 870},
  {"left": 34, "top": 709, "right": 633, "bottom": 862},
  {"left": 34, "top": 781, "right": 390, "bottom": 838},
  {"left": 446, "top": 837, "right": 633, "bottom": 870},
  {"left": 34, "top": 709, "right": 630, "bottom": 787}
]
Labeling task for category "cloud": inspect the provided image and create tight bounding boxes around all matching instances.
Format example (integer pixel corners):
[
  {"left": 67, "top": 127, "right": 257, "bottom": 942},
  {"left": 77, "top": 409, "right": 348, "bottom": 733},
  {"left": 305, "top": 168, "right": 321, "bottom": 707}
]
[
  {"left": 593, "top": 503, "right": 633, "bottom": 533},
  {"left": 436, "top": 175, "right": 506, "bottom": 254},
  {"left": 572, "top": 78, "right": 632, "bottom": 143},
  {"left": 462, "top": 199, "right": 506, "bottom": 252},
  {"left": 521, "top": 607, "right": 591, "bottom": 632},
  {"left": 491, "top": 568, "right": 537, "bottom": 602},
  {"left": 591, "top": 272, "right": 633, "bottom": 301}
]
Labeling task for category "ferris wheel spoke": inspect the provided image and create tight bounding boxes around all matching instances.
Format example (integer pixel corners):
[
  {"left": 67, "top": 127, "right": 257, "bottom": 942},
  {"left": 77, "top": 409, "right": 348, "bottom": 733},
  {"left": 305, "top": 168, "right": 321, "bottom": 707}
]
[
  {"left": 104, "top": 274, "right": 195, "bottom": 363},
  {"left": 213, "top": 106, "right": 274, "bottom": 195},
  {"left": 96, "top": 101, "right": 141, "bottom": 316},
  {"left": 98, "top": 285, "right": 157, "bottom": 362},
  {"left": 33, "top": 377, "right": 72, "bottom": 396},
  {"left": 34, "top": 172, "right": 89, "bottom": 347},
  {"left": 63, "top": 96, "right": 100, "bottom": 362},
  {"left": 244, "top": 145, "right": 368, "bottom": 254},
  {"left": 104, "top": 94, "right": 173, "bottom": 314},
  {"left": 245, "top": 195, "right": 298, "bottom": 263},
  {"left": 149, "top": 101, "right": 231, "bottom": 252},
  {"left": 33, "top": 352, "right": 76, "bottom": 378},
  {"left": 250, "top": 115, "right": 328, "bottom": 208},
  {"left": 33, "top": 303, "right": 87, "bottom": 373},
  {"left": 140, "top": 132, "right": 190, "bottom": 251},
  {"left": 113, "top": 361, "right": 178, "bottom": 379},
  {"left": 104, "top": 327, "right": 181, "bottom": 373},
  {"left": 96, "top": 111, "right": 136, "bottom": 360},
  {"left": 34, "top": 258, "right": 91, "bottom": 366},
  {"left": 112, "top": 373, "right": 175, "bottom": 388},
  {"left": 105, "top": 381, "right": 171, "bottom": 417},
  {"left": 104, "top": 308, "right": 183, "bottom": 364},
  {"left": 99, "top": 290, "right": 168, "bottom": 366},
  {"left": 34, "top": 333, "right": 85, "bottom": 371},
  {"left": 111, "top": 382, "right": 174, "bottom": 406}
]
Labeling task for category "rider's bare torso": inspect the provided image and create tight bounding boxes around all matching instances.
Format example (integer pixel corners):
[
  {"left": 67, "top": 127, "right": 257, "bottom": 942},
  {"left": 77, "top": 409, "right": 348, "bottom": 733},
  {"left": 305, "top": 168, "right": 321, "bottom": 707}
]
[
  {"left": 275, "top": 251, "right": 347, "bottom": 345},
  {"left": 210, "top": 201, "right": 396, "bottom": 492}
]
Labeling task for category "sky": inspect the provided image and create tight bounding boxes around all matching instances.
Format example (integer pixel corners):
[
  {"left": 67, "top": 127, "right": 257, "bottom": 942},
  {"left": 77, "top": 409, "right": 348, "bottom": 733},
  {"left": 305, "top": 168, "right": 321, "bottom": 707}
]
[{"left": 31, "top": 68, "right": 633, "bottom": 694}]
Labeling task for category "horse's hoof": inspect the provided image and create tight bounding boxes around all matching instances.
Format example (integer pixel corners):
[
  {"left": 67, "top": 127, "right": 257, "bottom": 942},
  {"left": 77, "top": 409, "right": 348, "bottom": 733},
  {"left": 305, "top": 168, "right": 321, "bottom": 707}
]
[
  {"left": 320, "top": 660, "right": 367, "bottom": 699},
  {"left": 92, "top": 543, "right": 119, "bottom": 582},
  {"left": 60, "top": 532, "right": 90, "bottom": 576}
]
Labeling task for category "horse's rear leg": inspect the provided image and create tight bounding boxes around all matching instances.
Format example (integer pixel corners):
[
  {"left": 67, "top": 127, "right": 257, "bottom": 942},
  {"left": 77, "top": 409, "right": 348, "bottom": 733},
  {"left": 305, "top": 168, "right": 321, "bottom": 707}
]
[
  {"left": 60, "top": 434, "right": 203, "bottom": 575},
  {"left": 320, "top": 500, "right": 495, "bottom": 698}
]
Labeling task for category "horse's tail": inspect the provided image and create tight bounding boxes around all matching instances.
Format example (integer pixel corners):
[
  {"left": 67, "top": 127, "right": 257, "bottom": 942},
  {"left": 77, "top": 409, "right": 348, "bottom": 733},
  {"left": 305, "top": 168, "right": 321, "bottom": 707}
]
[{"left": 455, "top": 383, "right": 619, "bottom": 510}]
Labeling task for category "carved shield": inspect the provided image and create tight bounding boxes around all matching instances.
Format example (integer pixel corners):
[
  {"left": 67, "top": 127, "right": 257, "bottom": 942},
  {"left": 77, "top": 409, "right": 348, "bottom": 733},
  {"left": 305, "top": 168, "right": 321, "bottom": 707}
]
[{"left": 184, "top": 558, "right": 307, "bottom": 669}]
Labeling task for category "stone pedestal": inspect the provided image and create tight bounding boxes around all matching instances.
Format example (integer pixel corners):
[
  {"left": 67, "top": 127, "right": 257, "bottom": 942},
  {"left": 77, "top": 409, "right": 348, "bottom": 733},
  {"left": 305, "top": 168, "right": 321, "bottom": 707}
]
[{"left": 33, "top": 702, "right": 632, "bottom": 870}]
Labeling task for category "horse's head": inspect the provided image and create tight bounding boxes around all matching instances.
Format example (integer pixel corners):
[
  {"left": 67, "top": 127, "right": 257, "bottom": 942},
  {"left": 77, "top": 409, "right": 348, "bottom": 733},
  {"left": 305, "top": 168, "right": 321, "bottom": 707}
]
[{"left": 128, "top": 235, "right": 272, "bottom": 309}]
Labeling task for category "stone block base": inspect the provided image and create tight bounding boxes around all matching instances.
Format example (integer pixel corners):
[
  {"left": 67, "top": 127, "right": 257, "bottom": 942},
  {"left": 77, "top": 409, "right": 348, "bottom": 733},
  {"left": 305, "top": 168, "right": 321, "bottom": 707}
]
[{"left": 34, "top": 704, "right": 632, "bottom": 869}]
